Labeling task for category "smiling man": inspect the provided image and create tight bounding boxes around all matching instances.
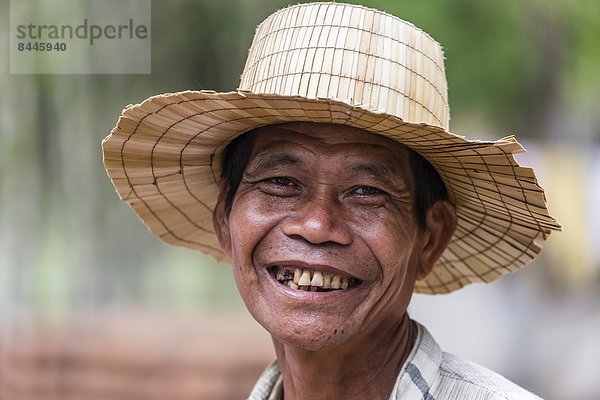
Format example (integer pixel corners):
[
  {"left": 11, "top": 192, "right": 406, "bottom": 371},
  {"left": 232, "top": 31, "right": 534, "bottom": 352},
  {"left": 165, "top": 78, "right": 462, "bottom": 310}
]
[
  {"left": 212, "top": 122, "right": 456, "bottom": 398},
  {"left": 103, "top": 2, "right": 560, "bottom": 399}
]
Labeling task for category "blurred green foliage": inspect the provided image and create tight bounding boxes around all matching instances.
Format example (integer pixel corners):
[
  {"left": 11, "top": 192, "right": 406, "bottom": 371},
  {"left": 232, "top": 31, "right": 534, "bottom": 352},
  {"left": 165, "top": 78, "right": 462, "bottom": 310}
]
[{"left": 149, "top": 0, "right": 600, "bottom": 137}]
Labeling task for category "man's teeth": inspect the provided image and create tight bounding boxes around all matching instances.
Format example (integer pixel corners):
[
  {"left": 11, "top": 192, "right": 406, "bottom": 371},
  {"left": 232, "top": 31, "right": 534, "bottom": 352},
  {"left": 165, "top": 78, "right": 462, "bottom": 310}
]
[
  {"left": 298, "top": 270, "right": 311, "bottom": 286},
  {"left": 323, "top": 272, "right": 331, "bottom": 288},
  {"left": 331, "top": 274, "right": 341, "bottom": 289},
  {"left": 275, "top": 266, "right": 356, "bottom": 292},
  {"left": 311, "top": 271, "right": 323, "bottom": 287}
]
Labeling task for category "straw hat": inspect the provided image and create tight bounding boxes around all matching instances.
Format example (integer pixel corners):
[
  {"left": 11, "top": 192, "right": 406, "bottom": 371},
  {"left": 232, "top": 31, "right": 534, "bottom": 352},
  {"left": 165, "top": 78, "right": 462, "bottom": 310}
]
[{"left": 102, "top": 2, "right": 561, "bottom": 294}]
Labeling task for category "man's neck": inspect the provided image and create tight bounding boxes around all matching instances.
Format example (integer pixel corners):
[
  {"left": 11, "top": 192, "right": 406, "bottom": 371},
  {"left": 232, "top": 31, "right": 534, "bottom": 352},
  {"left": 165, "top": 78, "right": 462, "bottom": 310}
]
[{"left": 271, "top": 314, "right": 417, "bottom": 400}]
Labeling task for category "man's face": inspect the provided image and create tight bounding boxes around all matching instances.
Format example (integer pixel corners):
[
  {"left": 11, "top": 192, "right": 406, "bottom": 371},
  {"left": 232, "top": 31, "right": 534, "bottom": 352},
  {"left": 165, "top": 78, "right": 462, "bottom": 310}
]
[{"left": 216, "top": 122, "right": 428, "bottom": 350}]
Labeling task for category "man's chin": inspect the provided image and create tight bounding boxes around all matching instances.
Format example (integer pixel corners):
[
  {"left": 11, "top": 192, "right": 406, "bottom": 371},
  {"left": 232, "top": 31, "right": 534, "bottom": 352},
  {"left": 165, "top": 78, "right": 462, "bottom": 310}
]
[
  {"left": 236, "top": 272, "right": 370, "bottom": 351},
  {"left": 251, "top": 306, "right": 358, "bottom": 352},
  {"left": 267, "top": 323, "right": 352, "bottom": 352}
]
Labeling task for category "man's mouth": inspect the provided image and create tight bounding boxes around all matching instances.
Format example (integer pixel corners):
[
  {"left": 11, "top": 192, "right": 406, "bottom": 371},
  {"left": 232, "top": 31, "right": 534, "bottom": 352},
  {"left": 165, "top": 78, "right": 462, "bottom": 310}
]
[{"left": 269, "top": 266, "right": 359, "bottom": 292}]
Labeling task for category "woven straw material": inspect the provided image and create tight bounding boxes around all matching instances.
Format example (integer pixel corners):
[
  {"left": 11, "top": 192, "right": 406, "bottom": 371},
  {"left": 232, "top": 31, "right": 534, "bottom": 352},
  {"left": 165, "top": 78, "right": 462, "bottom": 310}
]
[{"left": 102, "top": 2, "right": 561, "bottom": 294}]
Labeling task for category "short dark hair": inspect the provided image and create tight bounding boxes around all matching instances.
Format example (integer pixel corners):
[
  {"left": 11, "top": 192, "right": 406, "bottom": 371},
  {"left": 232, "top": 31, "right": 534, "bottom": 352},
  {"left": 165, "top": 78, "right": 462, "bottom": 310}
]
[{"left": 220, "top": 127, "right": 449, "bottom": 229}]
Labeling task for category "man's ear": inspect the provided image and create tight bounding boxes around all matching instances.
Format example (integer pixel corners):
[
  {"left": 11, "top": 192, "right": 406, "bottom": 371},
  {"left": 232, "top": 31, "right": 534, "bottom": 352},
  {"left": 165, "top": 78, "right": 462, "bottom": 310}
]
[
  {"left": 416, "top": 201, "right": 458, "bottom": 280},
  {"left": 213, "top": 180, "right": 233, "bottom": 258}
]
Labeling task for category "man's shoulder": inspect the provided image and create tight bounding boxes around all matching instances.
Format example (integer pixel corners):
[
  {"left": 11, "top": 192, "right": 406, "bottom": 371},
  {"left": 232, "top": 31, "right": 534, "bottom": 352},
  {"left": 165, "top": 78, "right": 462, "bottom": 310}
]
[
  {"left": 404, "top": 323, "right": 543, "bottom": 400},
  {"left": 433, "top": 351, "right": 542, "bottom": 400}
]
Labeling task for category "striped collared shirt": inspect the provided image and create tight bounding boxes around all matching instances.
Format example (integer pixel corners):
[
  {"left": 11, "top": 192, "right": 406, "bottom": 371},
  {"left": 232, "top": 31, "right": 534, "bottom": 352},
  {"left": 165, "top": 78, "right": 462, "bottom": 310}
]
[{"left": 247, "top": 323, "right": 542, "bottom": 400}]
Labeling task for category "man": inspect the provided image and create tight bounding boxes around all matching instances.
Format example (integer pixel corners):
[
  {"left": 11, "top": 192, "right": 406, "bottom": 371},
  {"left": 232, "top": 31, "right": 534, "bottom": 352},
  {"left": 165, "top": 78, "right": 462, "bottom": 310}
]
[{"left": 103, "top": 3, "right": 561, "bottom": 399}]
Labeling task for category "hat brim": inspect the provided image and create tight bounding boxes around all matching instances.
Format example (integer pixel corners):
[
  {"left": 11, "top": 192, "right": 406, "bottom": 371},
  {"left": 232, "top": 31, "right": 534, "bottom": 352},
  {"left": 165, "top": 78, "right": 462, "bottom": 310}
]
[{"left": 102, "top": 90, "right": 561, "bottom": 294}]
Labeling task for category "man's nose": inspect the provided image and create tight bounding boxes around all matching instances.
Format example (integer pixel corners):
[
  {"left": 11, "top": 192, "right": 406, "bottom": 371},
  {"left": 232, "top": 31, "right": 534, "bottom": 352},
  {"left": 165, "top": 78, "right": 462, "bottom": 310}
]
[{"left": 282, "top": 197, "right": 353, "bottom": 246}]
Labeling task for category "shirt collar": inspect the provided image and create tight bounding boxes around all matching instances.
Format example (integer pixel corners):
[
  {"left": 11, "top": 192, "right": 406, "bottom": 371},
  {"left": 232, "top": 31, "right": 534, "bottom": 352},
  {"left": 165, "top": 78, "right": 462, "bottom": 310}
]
[
  {"left": 247, "top": 322, "right": 442, "bottom": 400},
  {"left": 389, "top": 323, "right": 443, "bottom": 399}
]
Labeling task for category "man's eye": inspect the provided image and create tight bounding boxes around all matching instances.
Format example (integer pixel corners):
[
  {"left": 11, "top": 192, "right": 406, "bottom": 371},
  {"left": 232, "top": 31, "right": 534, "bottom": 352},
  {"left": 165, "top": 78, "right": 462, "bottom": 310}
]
[
  {"left": 355, "top": 186, "right": 383, "bottom": 196},
  {"left": 269, "top": 177, "right": 295, "bottom": 186},
  {"left": 259, "top": 176, "right": 300, "bottom": 197}
]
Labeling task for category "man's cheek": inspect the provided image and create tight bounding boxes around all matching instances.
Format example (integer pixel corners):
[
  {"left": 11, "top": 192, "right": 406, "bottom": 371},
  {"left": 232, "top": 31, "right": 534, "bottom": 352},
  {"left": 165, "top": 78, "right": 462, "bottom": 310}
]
[
  {"left": 228, "top": 210, "right": 261, "bottom": 260},
  {"left": 231, "top": 211, "right": 286, "bottom": 256},
  {"left": 232, "top": 263, "right": 260, "bottom": 306},
  {"left": 362, "top": 281, "right": 409, "bottom": 328},
  {"left": 232, "top": 195, "right": 280, "bottom": 227}
]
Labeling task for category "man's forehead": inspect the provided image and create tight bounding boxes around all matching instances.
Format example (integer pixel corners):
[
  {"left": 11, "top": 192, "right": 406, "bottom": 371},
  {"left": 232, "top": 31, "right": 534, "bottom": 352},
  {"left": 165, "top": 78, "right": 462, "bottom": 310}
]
[
  {"left": 245, "top": 122, "right": 414, "bottom": 182},
  {"left": 253, "top": 122, "right": 403, "bottom": 146},
  {"left": 249, "top": 122, "right": 412, "bottom": 159}
]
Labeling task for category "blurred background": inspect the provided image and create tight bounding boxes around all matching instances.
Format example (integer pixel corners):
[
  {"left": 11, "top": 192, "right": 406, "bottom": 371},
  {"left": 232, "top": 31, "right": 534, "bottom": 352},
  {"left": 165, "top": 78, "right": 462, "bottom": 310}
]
[{"left": 1, "top": 0, "right": 599, "bottom": 398}]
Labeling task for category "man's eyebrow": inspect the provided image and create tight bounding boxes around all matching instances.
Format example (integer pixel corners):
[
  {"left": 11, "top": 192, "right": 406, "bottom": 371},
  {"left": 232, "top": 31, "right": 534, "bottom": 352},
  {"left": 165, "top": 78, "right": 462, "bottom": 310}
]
[
  {"left": 246, "top": 152, "right": 301, "bottom": 174},
  {"left": 348, "top": 162, "right": 407, "bottom": 188}
]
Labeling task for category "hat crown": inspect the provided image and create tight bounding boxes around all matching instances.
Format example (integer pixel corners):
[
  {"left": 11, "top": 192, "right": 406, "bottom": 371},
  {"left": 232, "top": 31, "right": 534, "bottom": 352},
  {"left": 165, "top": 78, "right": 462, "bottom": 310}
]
[{"left": 239, "top": 2, "right": 450, "bottom": 130}]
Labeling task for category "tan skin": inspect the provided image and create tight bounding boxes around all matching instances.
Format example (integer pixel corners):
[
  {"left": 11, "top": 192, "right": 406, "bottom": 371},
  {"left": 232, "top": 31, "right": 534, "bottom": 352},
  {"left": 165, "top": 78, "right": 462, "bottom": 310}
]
[{"left": 213, "top": 122, "right": 457, "bottom": 400}]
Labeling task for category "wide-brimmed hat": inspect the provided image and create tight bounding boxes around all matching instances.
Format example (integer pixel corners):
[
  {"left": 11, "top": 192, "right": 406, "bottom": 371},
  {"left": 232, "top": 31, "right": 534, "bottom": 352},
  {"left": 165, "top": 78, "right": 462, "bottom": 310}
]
[{"left": 102, "top": 2, "right": 561, "bottom": 294}]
